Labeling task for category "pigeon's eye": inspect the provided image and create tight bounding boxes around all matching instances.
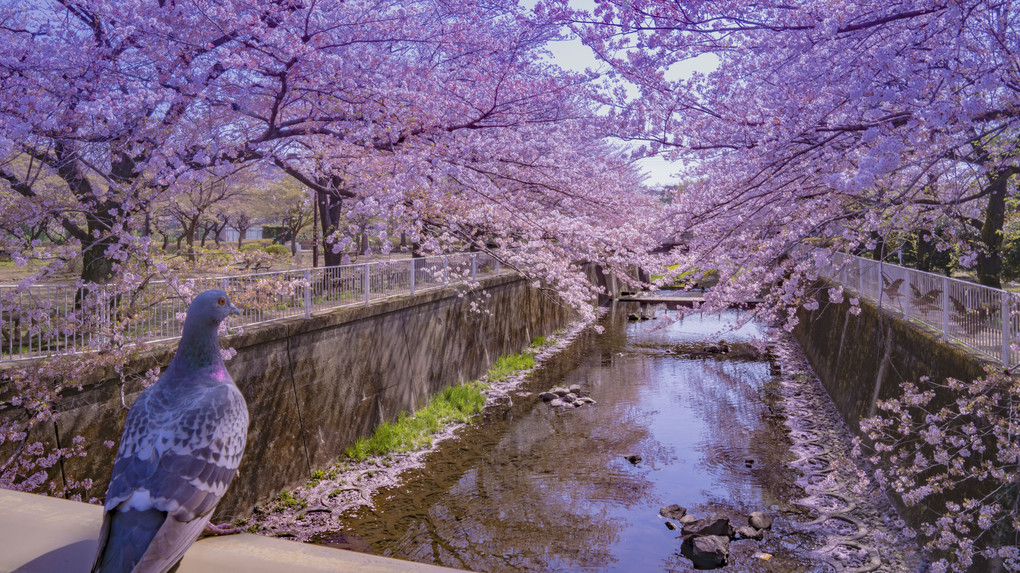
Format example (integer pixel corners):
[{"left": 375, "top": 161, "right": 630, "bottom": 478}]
[{"left": 217, "top": 297, "right": 226, "bottom": 306}]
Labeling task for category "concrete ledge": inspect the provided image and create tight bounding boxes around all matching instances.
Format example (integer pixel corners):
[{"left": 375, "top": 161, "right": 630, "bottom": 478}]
[{"left": 0, "top": 490, "right": 462, "bottom": 572}]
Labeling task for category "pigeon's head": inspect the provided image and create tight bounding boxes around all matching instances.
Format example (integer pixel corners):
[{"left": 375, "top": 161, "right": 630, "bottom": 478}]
[{"left": 188, "top": 289, "right": 241, "bottom": 326}]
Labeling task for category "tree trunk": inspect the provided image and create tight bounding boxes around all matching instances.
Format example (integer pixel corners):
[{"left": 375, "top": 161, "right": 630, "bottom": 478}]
[
  {"left": 976, "top": 168, "right": 1015, "bottom": 288},
  {"left": 316, "top": 187, "right": 345, "bottom": 267},
  {"left": 914, "top": 231, "right": 933, "bottom": 272},
  {"left": 183, "top": 219, "right": 198, "bottom": 262},
  {"left": 870, "top": 232, "right": 885, "bottom": 261}
]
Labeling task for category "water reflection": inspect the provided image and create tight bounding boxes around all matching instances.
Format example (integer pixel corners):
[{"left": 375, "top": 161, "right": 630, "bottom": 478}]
[{"left": 328, "top": 305, "right": 822, "bottom": 571}]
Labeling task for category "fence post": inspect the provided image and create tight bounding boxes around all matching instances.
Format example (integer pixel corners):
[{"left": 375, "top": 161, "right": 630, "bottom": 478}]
[
  {"left": 410, "top": 258, "right": 416, "bottom": 296},
  {"left": 857, "top": 256, "right": 863, "bottom": 295},
  {"left": 364, "top": 263, "right": 371, "bottom": 305},
  {"left": 495, "top": 259, "right": 501, "bottom": 276},
  {"left": 877, "top": 259, "right": 883, "bottom": 310},
  {"left": 1002, "top": 290, "right": 1011, "bottom": 366},
  {"left": 304, "top": 269, "right": 312, "bottom": 319},
  {"left": 444, "top": 256, "right": 449, "bottom": 285},
  {"left": 903, "top": 272, "right": 910, "bottom": 320},
  {"left": 942, "top": 277, "right": 950, "bottom": 336},
  {"left": 471, "top": 254, "right": 477, "bottom": 281}
]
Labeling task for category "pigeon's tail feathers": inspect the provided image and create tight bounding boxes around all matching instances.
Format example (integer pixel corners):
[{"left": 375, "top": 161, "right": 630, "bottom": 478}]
[
  {"left": 134, "top": 511, "right": 214, "bottom": 573},
  {"left": 91, "top": 507, "right": 167, "bottom": 573}
]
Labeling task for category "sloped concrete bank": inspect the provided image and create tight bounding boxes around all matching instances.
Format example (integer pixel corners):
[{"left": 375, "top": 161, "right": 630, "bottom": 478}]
[
  {"left": 792, "top": 282, "right": 993, "bottom": 432},
  {"left": 16, "top": 273, "right": 573, "bottom": 521},
  {"left": 791, "top": 281, "right": 1004, "bottom": 566}
]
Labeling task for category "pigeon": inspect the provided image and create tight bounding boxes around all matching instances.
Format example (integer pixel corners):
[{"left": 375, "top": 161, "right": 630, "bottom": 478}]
[{"left": 91, "top": 289, "right": 249, "bottom": 573}]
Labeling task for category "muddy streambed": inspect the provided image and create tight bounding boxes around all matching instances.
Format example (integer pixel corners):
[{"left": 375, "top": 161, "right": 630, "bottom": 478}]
[{"left": 262, "top": 304, "right": 923, "bottom": 572}]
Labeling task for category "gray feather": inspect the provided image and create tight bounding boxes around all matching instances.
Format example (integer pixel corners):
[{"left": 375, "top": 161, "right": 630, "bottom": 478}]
[
  {"left": 91, "top": 290, "right": 247, "bottom": 573},
  {"left": 92, "top": 508, "right": 167, "bottom": 572}
]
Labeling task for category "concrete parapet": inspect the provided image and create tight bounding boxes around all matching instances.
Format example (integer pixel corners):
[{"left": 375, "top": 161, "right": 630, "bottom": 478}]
[{"left": 0, "top": 489, "right": 463, "bottom": 572}]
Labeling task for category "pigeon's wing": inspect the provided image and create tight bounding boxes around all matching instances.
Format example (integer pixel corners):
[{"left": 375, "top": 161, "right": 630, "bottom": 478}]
[
  {"left": 92, "top": 381, "right": 248, "bottom": 573},
  {"left": 91, "top": 505, "right": 168, "bottom": 572},
  {"left": 134, "top": 511, "right": 215, "bottom": 573}
]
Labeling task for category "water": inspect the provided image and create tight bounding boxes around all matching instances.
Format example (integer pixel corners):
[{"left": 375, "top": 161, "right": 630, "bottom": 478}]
[{"left": 322, "top": 305, "right": 858, "bottom": 571}]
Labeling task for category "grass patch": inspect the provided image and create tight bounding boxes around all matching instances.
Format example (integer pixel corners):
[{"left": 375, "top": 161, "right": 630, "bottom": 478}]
[
  {"left": 270, "top": 490, "right": 308, "bottom": 513},
  {"left": 340, "top": 347, "right": 540, "bottom": 463},
  {"left": 343, "top": 380, "right": 489, "bottom": 462},
  {"left": 487, "top": 352, "right": 534, "bottom": 382}
]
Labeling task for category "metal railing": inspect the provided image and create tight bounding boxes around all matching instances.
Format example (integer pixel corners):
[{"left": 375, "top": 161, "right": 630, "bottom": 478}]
[
  {"left": 0, "top": 252, "right": 505, "bottom": 363},
  {"left": 816, "top": 251, "right": 1016, "bottom": 366}
]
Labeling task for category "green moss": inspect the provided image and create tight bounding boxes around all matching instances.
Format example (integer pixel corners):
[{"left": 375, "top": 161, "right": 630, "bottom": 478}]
[
  {"left": 271, "top": 490, "right": 308, "bottom": 512},
  {"left": 530, "top": 336, "right": 547, "bottom": 348},
  {"left": 343, "top": 380, "right": 489, "bottom": 462}
]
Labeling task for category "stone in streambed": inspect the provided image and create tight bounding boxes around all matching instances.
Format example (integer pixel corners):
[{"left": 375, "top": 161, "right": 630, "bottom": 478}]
[
  {"left": 734, "top": 525, "right": 764, "bottom": 540},
  {"left": 681, "top": 516, "right": 732, "bottom": 538},
  {"left": 680, "top": 535, "right": 730, "bottom": 569},
  {"left": 749, "top": 511, "right": 772, "bottom": 530},
  {"left": 660, "top": 504, "right": 687, "bottom": 521}
]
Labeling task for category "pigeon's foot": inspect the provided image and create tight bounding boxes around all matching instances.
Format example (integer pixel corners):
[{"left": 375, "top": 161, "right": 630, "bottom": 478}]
[{"left": 204, "top": 522, "right": 242, "bottom": 536}]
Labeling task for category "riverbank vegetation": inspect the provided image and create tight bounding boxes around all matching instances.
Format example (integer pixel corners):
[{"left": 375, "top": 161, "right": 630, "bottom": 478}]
[{"left": 342, "top": 345, "right": 544, "bottom": 462}]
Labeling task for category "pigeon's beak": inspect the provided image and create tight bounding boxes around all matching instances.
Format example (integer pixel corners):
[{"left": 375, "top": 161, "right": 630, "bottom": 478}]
[{"left": 229, "top": 304, "right": 241, "bottom": 316}]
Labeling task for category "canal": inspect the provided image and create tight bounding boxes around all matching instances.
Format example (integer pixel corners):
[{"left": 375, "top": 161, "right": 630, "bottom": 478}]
[{"left": 277, "top": 304, "right": 922, "bottom": 571}]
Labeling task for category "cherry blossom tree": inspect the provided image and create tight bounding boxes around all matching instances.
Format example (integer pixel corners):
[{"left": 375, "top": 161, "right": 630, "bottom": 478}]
[
  {"left": 574, "top": 0, "right": 1019, "bottom": 305},
  {"left": 0, "top": 0, "right": 658, "bottom": 495},
  {"left": 574, "top": 1, "right": 1019, "bottom": 568}
]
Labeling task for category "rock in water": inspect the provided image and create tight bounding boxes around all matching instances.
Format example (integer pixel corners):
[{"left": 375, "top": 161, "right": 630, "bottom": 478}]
[
  {"left": 749, "top": 511, "right": 773, "bottom": 530},
  {"left": 680, "top": 535, "right": 730, "bottom": 569},
  {"left": 681, "top": 516, "right": 732, "bottom": 538},
  {"left": 735, "top": 525, "right": 764, "bottom": 540},
  {"left": 660, "top": 504, "right": 688, "bottom": 521},
  {"left": 91, "top": 290, "right": 248, "bottom": 573}
]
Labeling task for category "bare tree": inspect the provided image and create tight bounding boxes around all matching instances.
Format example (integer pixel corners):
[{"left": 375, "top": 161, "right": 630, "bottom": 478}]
[{"left": 168, "top": 174, "right": 248, "bottom": 261}]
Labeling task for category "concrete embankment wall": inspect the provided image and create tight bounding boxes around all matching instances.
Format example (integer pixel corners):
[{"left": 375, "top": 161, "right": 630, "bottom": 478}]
[
  {"left": 791, "top": 281, "right": 1002, "bottom": 557},
  {"left": 791, "top": 283, "right": 993, "bottom": 432},
  {"left": 25, "top": 274, "right": 573, "bottom": 521}
]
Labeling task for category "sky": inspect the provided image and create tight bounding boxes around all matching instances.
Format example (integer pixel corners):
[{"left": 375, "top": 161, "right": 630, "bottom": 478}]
[{"left": 541, "top": 3, "right": 718, "bottom": 189}]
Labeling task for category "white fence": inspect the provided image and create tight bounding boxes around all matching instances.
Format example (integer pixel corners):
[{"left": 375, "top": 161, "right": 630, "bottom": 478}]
[
  {"left": 0, "top": 253, "right": 505, "bottom": 363},
  {"left": 816, "top": 251, "right": 1016, "bottom": 367}
]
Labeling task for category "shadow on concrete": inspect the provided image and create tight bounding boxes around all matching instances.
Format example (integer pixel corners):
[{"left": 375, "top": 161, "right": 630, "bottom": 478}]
[{"left": 13, "top": 539, "right": 93, "bottom": 573}]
